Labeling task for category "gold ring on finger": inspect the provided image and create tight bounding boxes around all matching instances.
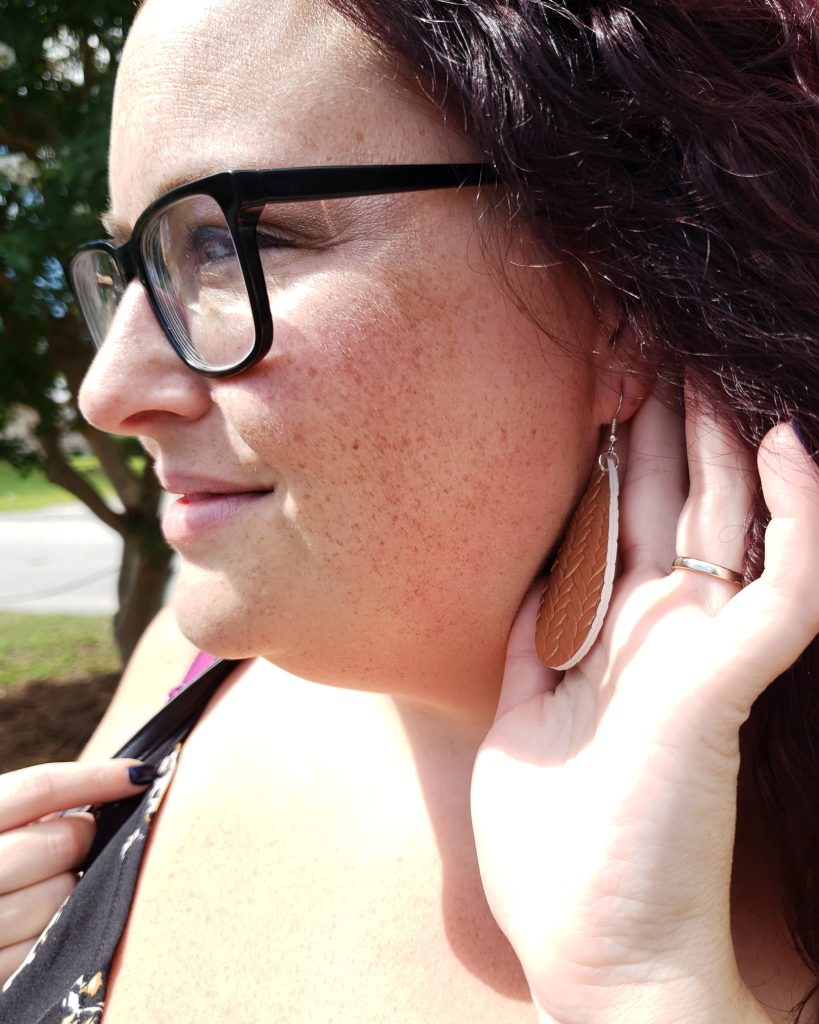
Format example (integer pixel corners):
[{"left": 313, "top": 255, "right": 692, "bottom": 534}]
[{"left": 671, "top": 556, "right": 744, "bottom": 587}]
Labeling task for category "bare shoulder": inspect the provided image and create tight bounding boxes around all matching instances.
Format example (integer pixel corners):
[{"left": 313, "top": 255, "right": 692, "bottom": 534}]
[{"left": 80, "top": 606, "right": 199, "bottom": 761}]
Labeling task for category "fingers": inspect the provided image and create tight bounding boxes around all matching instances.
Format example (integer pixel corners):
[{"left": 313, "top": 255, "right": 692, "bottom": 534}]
[
  {"left": 619, "top": 394, "right": 687, "bottom": 575},
  {"left": 717, "top": 422, "right": 819, "bottom": 690},
  {"left": 0, "top": 872, "right": 76, "bottom": 951},
  {"left": 0, "top": 816, "right": 96, "bottom": 894},
  {"left": 0, "top": 770, "right": 118, "bottom": 992},
  {"left": 673, "top": 389, "right": 756, "bottom": 614},
  {"left": 0, "top": 938, "right": 38, "bottom": 987},
  {"left": 755, "top": 422, "right": 819, "bottom": 634},
  {"left": 0, "top": 760, "right": 156, "bottom": 833},
  {"left": 495, "top": 583, "right": 561, "bottom": 720},
  {"left": 0, "top": 763, "right": 151, "bottom": 989}
]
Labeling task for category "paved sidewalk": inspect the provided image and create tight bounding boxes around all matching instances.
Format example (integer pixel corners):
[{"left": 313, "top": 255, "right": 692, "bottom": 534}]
[{"left": 0, "top": 503, "right": 123, "bottom": 615}]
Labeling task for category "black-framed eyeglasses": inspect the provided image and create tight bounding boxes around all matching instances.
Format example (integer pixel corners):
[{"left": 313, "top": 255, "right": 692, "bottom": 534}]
[{"left": 69, "top": 163, "right": 497, "bottom": 377}]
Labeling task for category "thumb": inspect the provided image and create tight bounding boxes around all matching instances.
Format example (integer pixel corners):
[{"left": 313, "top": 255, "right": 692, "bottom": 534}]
[{"left": 495, "top": 582, "right": 561, "bottom": 721}]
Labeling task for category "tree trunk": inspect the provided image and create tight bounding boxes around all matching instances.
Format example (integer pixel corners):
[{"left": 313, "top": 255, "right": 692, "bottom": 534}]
[
  {"left": 42, "top": 315, "right": 175, "bottom": 662},
  {"left": 83, "top": 427, "right": 143, "bottom": 509},
  {"left": 39, "top": 432, "right": 125, "bottom": 536},
  {"left": 114, "top": 513, "right": 174, "bottom": 663},
  {"left": 39, "top": 429, "right": 174, "bottom": 662}
]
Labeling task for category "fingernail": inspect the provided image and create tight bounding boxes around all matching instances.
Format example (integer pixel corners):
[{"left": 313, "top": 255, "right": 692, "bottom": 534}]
[
  {"left": 128, "top": 763, "right": 159, "bottom": 786},
  {"left": 790, "top": 417, "right": 814, "bottom": 456}
]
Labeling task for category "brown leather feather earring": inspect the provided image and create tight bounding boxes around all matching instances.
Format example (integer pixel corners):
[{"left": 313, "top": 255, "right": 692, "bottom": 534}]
[{"left": 535, "top": 394, "right": 622, "bottom": 670}]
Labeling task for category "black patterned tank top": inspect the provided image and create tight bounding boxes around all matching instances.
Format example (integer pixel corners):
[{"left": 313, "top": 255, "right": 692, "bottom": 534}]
[{"left": 0, "top": 657, "right": 239, "bottom": 1024}]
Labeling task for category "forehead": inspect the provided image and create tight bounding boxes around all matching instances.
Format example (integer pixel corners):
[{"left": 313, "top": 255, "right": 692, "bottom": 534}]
[{"left": 109, "top": 0, "right": 463, "bottom": 227}]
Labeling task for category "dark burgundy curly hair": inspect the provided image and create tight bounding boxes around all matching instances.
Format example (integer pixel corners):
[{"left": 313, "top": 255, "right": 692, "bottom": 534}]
[{"left": 327, "top": 0, "right": 819, "bottom": 1015}]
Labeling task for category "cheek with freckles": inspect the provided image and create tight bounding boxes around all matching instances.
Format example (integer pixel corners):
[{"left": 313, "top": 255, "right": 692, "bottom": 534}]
[{"left": 215, "top": 252, "right": 594, "bottom": 627}]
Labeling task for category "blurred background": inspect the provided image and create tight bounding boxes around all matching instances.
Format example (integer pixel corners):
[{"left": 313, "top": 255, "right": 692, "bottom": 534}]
[{"left": 0, "top": 0, "right": 174, "bottom": 771}]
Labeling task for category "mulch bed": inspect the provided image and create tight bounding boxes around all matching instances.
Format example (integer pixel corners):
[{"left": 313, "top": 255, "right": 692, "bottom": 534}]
[{"left": 0, "top": 674, "right": 119, "bottom": 774}]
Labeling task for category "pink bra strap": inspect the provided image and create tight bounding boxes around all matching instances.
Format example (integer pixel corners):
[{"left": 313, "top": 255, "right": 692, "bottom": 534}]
[{"left": 166, "top": 651, "right": 218, "bottom": 703}]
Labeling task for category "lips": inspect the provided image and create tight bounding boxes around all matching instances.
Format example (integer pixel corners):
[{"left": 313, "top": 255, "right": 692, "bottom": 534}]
[{"left": 156, "top": 471, "right": 275, "bottom": 544}]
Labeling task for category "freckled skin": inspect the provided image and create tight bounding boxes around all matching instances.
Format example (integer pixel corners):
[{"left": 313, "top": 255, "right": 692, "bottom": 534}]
[{"left": 79, "top": 0, "right": 619, "bottom": 721}]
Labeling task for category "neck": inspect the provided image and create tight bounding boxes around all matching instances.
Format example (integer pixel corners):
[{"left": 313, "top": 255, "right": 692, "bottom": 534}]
[
  {"left": 392, "top": 689, "right": 496, "bottom": 757},
  {"left": 268, "top": 632, "right": 507, "bottom": 742}
]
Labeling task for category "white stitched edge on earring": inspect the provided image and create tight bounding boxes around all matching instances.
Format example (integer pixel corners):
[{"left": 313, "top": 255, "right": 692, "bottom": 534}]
[{"left": 551, "top": 454, "right": 619, "bottom": 671}]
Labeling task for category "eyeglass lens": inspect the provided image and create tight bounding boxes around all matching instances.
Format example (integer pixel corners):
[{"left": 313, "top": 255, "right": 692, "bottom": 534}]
[
  {"left": 141, "top": 195, "right": 255, "bottom": 371},
  {"left": 72, "top": 186, "right": 452, "bottom": 371},
  {"left": 72, "top": 194, "right": 257, "bottom": 372},
  {"left": 71, "top": 249, "right": 127, "bottom": 349}
]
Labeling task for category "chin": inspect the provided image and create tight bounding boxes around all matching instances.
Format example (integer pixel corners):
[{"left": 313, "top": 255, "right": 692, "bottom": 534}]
[
  {"left": 169, "top": 563, "right": 315, "bottom": 667},
  {"left": 169, "top": 569, "right": 264, "bottom": 660}
]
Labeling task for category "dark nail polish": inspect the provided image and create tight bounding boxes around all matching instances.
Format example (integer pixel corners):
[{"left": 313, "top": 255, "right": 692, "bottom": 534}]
[
  {"left": 128, "top": 763, "right": 159, "bottom": 786},
  {"left": 790, "top": 417, "right": 814, "bottom": 456}
]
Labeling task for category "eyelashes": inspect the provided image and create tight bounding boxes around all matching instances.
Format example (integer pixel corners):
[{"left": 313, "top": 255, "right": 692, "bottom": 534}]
[
  {"left": 185, "top": 224, "right": 300, "bottom": 268},
  {"left": 188, "top": 225, "right": 236, "bottom": 264}
]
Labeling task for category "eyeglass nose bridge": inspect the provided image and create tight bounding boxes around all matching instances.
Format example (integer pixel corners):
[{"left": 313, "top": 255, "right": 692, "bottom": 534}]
[
  {"left": 115, "top": 240, "right": 138, "bottom": 287},
  {"left": 87, "top": 238, "right": 191, "bottom": 367}
]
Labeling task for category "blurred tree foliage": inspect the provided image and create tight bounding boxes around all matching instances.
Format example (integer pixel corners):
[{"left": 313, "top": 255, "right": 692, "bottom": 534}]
[{"left": 0, "top": 0, "right": 173, "bottom": 662}]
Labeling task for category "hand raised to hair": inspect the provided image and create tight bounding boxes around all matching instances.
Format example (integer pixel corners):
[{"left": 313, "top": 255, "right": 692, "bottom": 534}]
[{"left": 471, "top": 394, "right": 819, "bottom": 1024}]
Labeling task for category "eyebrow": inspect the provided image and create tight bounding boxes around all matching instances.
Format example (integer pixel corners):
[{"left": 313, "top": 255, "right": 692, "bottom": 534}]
[{"left": 100, "top": 169, "right": 216, "bottom": 242}]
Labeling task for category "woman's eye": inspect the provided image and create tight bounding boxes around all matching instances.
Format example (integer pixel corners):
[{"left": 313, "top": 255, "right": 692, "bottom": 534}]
[
  {"left": 256, "top": 227, "right": 297, "bottom": 251},
  {"left": 189, "top": 226, "right": 236, "bottom": 264}
]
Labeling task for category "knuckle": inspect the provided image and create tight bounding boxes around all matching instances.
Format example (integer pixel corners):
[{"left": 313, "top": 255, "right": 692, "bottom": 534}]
[
  {"left": 0, "top": 888, "right": 25, "bottom": 934},
  {"left": 60, "top": 816, "right": 96, "bottom": 868},
  {"left": 0, "top": 872, "right": 76, "bottom": 950},
  {"left": 0, "top": 826, "right": 19, "bottom": 859},
  {"left": 45, "top": 822, "right": 79, "bottom": 867},
  {"left": 0, "top": 835, "right": 29, "bottom": 895},
  {"left": 16, "top": 764, "right": 61, "bottom": 814},
  {"left": 49, "top": 872, "right": 79, "bottom": 905}
]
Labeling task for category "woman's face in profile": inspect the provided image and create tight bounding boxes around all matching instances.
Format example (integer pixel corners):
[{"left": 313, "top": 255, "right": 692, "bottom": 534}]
[{"left": 80, "top": 0, "right": 614, "bottom": 700}]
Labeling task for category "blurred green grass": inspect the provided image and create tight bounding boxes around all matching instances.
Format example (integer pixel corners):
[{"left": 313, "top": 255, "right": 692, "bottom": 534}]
[
  {"left": 0, "top": 456, "right": 111, "bottom": 512},
  {"left": 0, "top": 612, "right": 121, "bottom": 690},
  {"left": 0, "top": 461, "right": 76, "bottom": 511},
  {"left": 0, "top": 455, "right": 147, "bottom": 512}
]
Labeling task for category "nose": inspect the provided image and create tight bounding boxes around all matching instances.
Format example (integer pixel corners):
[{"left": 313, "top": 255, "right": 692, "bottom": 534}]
[{"left": 79, "top": 280, "right": 212, "bottom": 437}]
